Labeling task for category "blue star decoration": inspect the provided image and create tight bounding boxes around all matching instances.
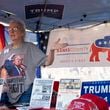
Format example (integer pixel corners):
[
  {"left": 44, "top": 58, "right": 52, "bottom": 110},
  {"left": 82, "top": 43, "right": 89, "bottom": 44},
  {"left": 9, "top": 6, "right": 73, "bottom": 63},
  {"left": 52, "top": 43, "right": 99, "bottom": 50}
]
[
  {"left": 37, "top": 32, "right": 50, "bottom": 54},
  {"left": 95, "top": 36, "right": 110, "bottom": 48},
  {"left": 36, "top": 32, "right": 50, "bottom": 78}
]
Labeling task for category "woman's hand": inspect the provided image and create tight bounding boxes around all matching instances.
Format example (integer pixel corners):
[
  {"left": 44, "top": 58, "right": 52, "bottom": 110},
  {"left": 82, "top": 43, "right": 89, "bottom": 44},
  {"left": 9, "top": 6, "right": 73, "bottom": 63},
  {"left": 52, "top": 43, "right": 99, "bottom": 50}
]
[
  {"left": 51, "top": 38, "right": 68, "bottom": 50},
  {"left": 45, "top": 38, "right": 68, "bottom": 66}
]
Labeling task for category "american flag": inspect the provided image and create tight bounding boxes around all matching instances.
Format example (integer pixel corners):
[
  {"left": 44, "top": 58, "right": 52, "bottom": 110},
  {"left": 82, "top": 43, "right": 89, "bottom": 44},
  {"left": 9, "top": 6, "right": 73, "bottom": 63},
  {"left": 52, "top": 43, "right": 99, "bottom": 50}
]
[
  {"left": 37, "top": 31, "right": 50, "bottom": 54},
  {"left": 36, "top": 31, "right": 50, "bottom": 78}
]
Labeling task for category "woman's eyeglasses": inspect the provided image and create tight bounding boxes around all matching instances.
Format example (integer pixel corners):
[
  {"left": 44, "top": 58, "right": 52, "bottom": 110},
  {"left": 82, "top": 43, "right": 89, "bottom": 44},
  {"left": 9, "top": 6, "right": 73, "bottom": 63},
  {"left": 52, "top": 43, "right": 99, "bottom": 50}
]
[{"left": 8, "top": 27, "right": 19, "bottom": 32}]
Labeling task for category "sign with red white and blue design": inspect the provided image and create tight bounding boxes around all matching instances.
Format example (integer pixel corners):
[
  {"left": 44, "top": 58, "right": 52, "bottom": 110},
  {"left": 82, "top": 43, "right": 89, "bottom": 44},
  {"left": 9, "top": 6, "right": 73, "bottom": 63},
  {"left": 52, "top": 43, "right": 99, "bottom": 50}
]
[{"left": 81, "top": 80, "right": 110, "bottom": 104}]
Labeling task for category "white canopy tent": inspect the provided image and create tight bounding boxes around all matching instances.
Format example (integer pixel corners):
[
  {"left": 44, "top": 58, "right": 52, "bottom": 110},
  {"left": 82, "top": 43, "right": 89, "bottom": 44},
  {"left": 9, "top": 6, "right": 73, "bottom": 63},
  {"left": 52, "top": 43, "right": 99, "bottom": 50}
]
[
  {"left": 0, "top": 0, "right": 110, "bottom": 31},
  {"left": 1, "top": 0, "right": 110, "bottom": 81}
]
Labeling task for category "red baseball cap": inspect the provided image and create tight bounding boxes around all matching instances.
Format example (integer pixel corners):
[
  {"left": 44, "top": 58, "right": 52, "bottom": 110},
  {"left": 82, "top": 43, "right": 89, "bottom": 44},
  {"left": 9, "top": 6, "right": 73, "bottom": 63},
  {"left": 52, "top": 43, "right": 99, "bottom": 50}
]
[
  {"left": 67, "top": 94, "right": 109, "bottom": 110},
  {"left": 67, "top": 97, "right": 98, "bottom": 110},
  {"left": 80, "top": 94, "right": 109, "bottom": 110}
]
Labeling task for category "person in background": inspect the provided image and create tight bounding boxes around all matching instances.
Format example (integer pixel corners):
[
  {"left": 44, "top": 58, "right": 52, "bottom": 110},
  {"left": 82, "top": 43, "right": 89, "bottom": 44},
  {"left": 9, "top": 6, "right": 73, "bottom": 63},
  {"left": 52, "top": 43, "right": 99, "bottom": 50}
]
[{"left": 0, "top": 19, "right": 68, "bottom": 108}]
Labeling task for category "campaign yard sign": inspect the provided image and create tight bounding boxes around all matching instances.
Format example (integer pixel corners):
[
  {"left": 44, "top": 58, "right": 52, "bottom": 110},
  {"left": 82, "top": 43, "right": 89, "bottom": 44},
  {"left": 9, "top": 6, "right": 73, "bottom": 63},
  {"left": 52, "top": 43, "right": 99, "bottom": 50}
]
[{"left": 81, "top": 80, "right": 110, "bottom": 104}]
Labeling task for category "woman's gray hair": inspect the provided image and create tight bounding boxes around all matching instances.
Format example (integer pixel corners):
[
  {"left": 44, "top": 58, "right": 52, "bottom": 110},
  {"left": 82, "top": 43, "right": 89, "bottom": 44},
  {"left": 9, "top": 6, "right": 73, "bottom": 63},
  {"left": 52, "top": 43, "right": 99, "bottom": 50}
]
[{"left": 9, "top": 18, "right": 26, "bottom": 37}]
